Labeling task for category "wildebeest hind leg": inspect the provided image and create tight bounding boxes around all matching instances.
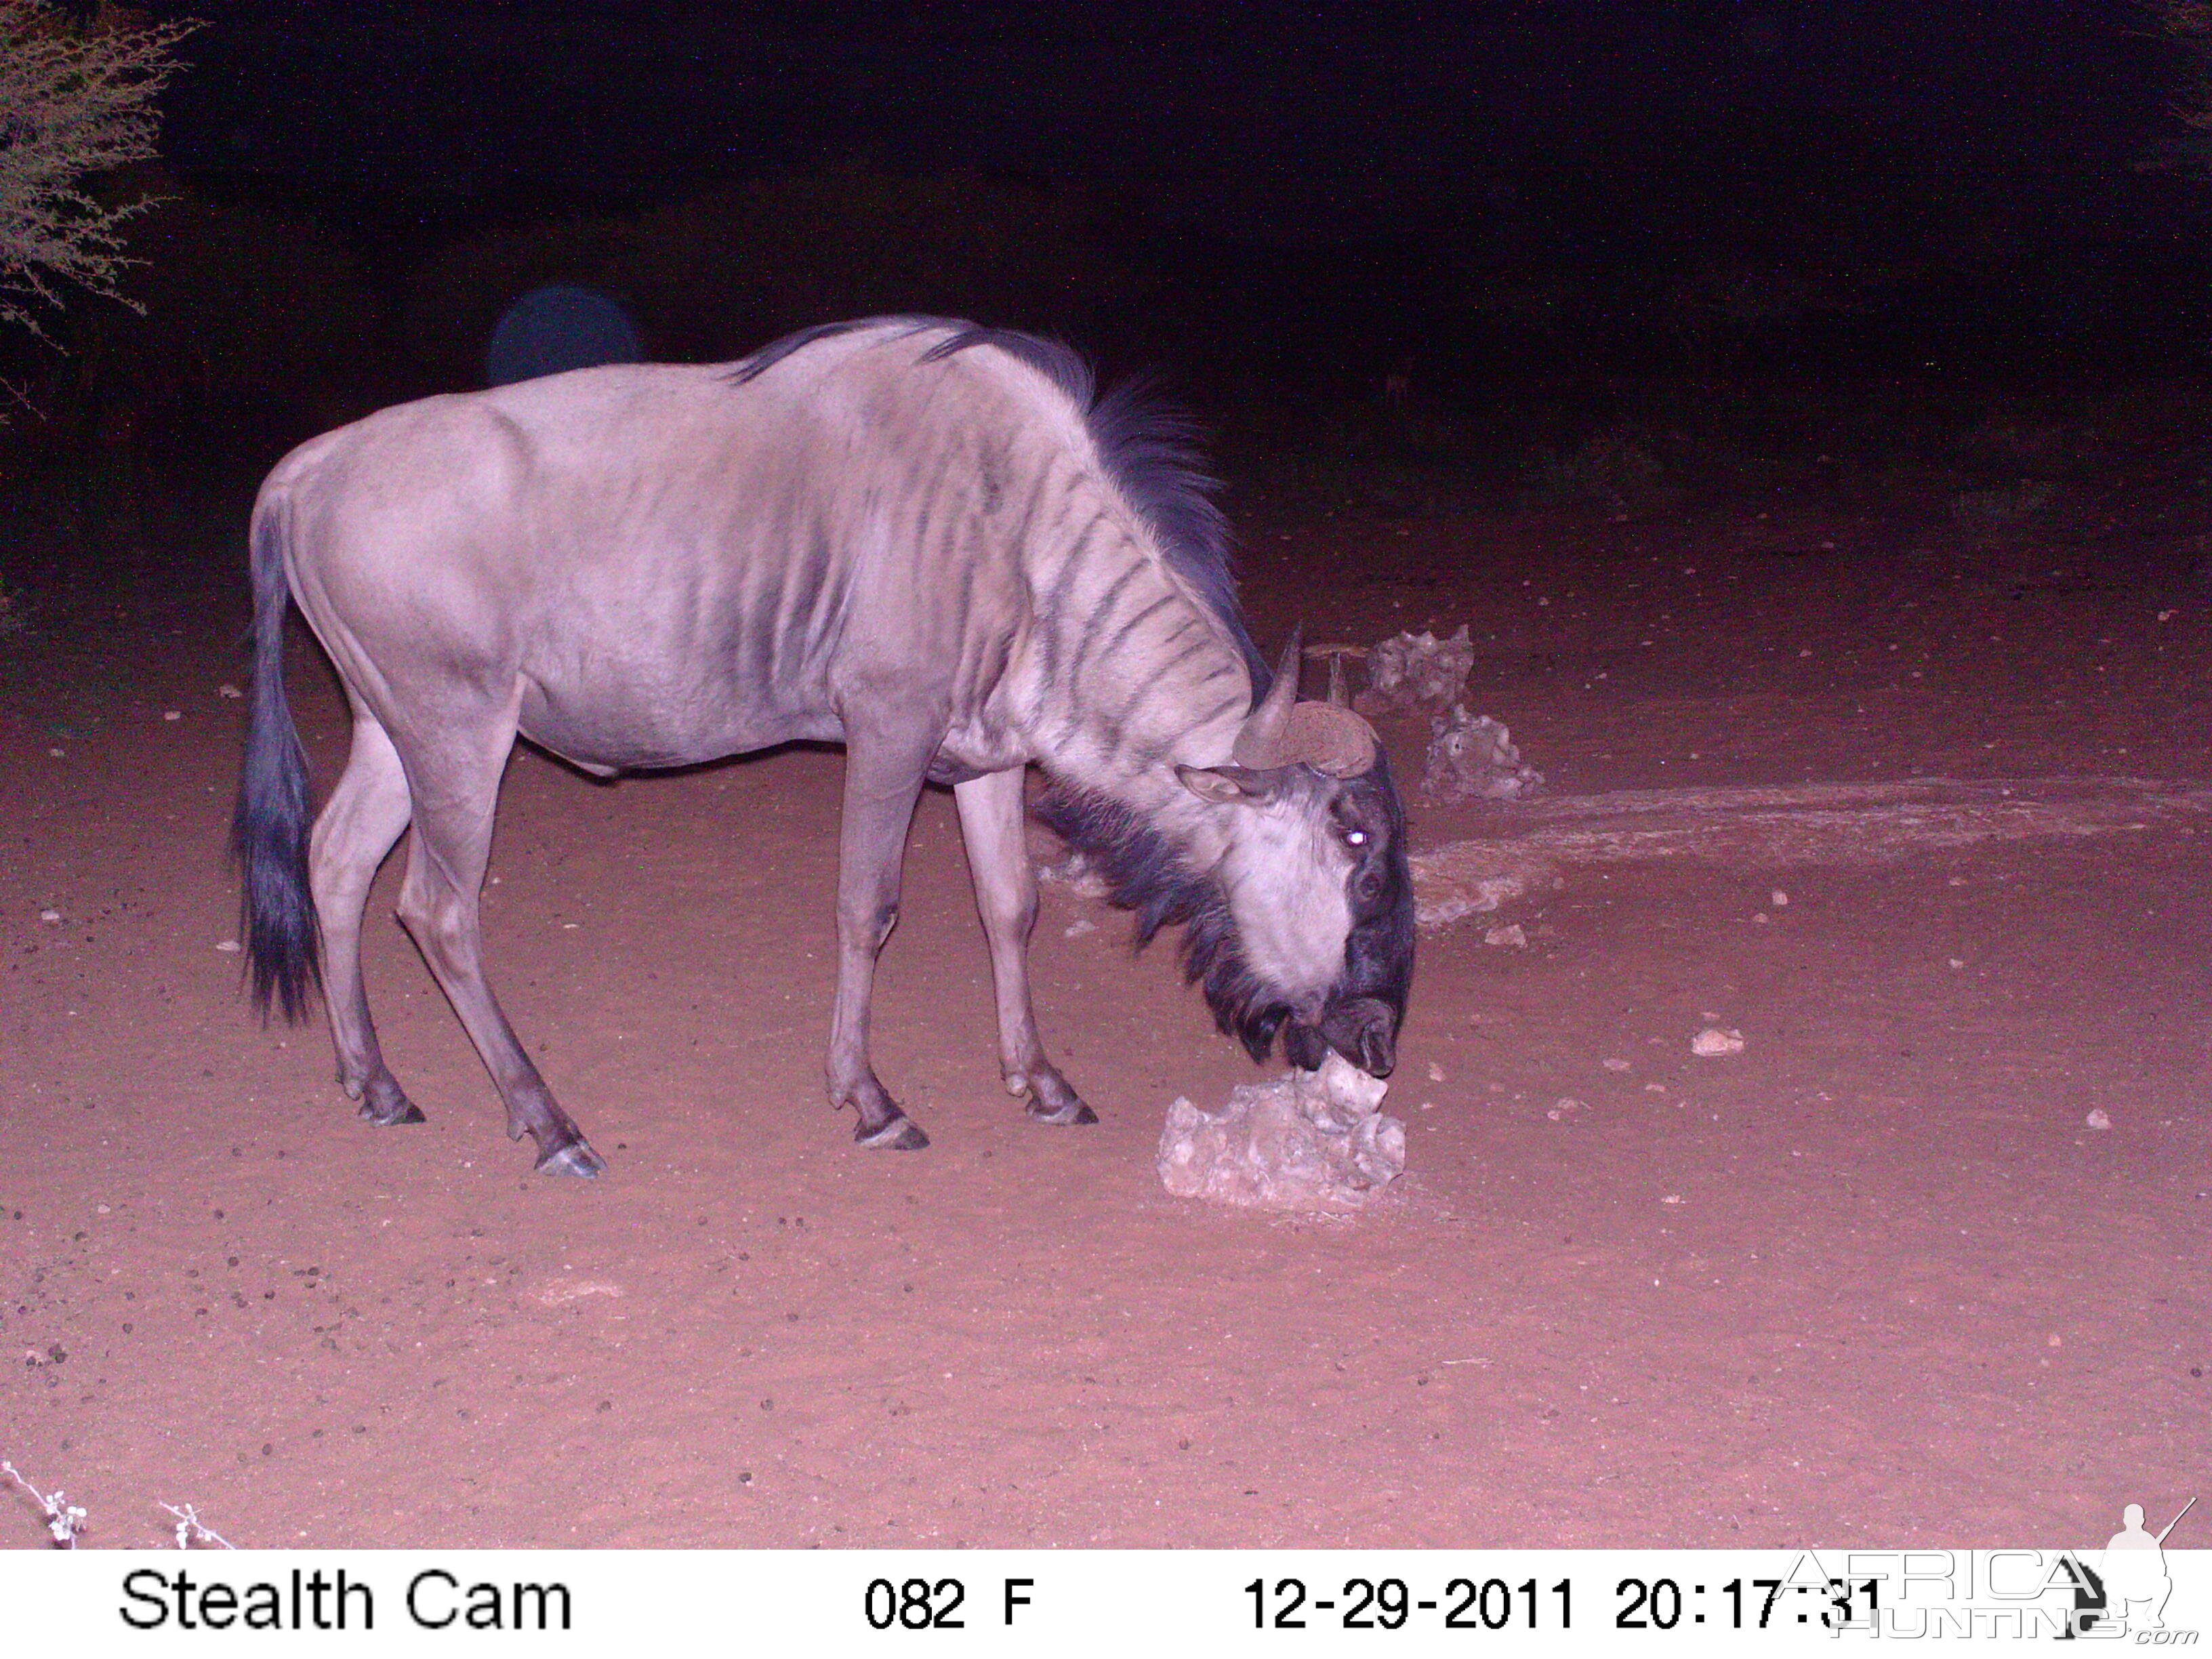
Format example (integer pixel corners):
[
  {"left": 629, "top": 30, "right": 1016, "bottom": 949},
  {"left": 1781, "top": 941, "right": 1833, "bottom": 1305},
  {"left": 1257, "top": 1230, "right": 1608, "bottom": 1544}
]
[
  {"left": 392, "top": 701, "right": 607, "bottom": 1176},
  {"left": 953, "top": 767, "right": 1095, "bottom": 1126},
  {"left": 309, "top": 711, "right": 419, "bottom": 1126},
  {"left": 827, "top": 716, "right": 941, "bottom": 1149}
]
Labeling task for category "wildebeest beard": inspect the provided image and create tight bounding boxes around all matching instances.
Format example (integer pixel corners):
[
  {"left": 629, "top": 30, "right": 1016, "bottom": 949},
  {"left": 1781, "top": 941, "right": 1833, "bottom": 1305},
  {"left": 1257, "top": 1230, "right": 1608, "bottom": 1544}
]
[{"left": 1033, "top": 784, "right": 1295, "bottom": 1063}]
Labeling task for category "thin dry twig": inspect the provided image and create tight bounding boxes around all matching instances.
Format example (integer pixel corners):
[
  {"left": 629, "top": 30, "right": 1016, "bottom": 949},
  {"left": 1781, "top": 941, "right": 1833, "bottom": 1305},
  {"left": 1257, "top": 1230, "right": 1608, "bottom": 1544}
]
[
  {"left": 157, "top": 1500, "right": 236, "bottom": 1551},
  {"left": 3, "top": 1458, "right": 87, "bottom": 1548}
]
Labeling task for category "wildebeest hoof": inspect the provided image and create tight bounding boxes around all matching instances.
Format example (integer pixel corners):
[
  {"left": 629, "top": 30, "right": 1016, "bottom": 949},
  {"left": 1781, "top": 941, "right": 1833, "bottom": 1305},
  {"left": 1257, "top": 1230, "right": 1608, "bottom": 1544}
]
[
  {"left": 357, "top": 1096, "right": 426, "bottom": 1126},
  {"left": 857, "top": 1115, "right": 930, "bottom": 1151},
  {"left": 1025, "top": 1099, "right": 1099, "bottom": 1126},
  {"left": 535, "top": 1140, "right": 608, "bottom": 1177}
]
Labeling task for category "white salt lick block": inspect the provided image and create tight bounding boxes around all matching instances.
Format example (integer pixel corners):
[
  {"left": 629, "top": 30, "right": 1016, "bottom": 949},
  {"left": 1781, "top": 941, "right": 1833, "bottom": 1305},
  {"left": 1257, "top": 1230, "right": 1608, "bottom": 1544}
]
[{"left": 1159, "top": 1052, "right": 1408, "bottom": 1214}]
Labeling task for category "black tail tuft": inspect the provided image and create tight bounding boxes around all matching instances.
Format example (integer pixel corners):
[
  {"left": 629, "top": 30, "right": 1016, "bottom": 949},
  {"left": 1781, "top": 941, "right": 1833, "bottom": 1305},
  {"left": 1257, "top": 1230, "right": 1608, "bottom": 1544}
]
[{"left": 228, "top": 501, "right": 321, "bottom": 1023}]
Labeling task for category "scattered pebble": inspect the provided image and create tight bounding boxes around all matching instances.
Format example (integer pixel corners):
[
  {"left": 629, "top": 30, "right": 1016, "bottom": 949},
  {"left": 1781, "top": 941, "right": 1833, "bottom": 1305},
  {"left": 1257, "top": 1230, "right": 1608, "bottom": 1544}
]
[
  {"left": 1426, "top": 1061, "right": 1445, "bottom": 1082},
  {"left": 1547, "top": 1097, "right": 1585, "bottom": 1122},
  {"left": 1660, "top": 1193, "right": 1684, "bottom": 1206},
  {"left": 533, "top": 1277, "right": 623, "bottom": 1306},
  {"left": 162, "top": 710, "right": 180, "bottom": 722},
  {"left": 38, "top": 909, "right": 61, "bottom": 924},
  {"left": 1692, "top": 1027, "right": 1745, "bottom": 1057},
  {"left": 1948, "top": 958, "right": 1965, "bottom": 970},
  {"left": 1063, "top": 918, "right": 1097, "bottom": 939},
  {"left": 1602, "top": 1058, "right": 1630, "bottom": 1072},
  {"left": 1483, "top": 923, "right": 1527, "bottom": 948},
  {"left": 1770, "top": 889, "right": 1788, "bottom": 907},
  {"left": 2085, "top": 1109, "right": 2112, "bottom": 1131},
  {"left": 218, "top": 684, "right": 242, "bottom": 699},
  {"left": 216, "top": 939, "right": 241, "bottom": 954},
  {"left": 47, "top": 747, "right": 63, "bottom": 758}
]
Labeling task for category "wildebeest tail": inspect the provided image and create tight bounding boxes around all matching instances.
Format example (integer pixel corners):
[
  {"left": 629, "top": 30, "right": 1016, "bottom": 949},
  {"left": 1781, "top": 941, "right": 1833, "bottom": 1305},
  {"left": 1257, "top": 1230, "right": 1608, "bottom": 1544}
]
[{"left": 230, "top": 499, "right": 321, "bottom": 1022}]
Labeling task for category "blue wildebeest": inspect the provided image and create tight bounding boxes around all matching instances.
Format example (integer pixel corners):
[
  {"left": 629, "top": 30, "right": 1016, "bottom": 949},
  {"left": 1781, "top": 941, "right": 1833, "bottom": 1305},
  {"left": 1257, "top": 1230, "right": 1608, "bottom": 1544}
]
[{"left": 232, "top": 317, "right": 1414, "bottom": 1175}]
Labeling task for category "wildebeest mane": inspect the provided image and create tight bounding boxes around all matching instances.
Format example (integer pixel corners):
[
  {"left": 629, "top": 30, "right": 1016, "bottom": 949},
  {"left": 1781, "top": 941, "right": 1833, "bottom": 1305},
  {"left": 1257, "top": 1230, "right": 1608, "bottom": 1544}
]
[
  {"left": 731, "top": 315, "right": 1266, "bottom": 690},
  {"left": 1034, "top": 784, "right": 1292, "bottom": 1065}
]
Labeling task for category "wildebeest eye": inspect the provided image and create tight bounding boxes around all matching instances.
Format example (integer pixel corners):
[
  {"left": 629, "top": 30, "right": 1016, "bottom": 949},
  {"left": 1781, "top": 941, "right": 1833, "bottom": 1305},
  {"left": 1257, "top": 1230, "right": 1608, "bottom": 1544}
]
[{"left": 1343, "top": 827, "right": 1368, "bottom": 848}]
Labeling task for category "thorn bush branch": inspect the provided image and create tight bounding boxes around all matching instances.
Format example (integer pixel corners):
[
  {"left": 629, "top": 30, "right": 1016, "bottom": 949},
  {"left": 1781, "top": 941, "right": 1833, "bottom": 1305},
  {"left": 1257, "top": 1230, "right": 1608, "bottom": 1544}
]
[{"left": 0, "top": 1, "right": 200, "bottom": 340}]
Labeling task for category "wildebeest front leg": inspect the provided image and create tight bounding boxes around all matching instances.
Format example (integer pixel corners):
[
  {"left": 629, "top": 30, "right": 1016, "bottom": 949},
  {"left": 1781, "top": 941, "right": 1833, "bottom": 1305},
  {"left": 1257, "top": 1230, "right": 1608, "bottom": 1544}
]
[
  {"left": 953, "top": 767, "right": 1095, "bottom": 1126},
  {"left": 828, "top": 720, "right": 940, "bottom": 1149},
  {"left": 392, "top": 701, "right": 607, "bottom": 1176}
]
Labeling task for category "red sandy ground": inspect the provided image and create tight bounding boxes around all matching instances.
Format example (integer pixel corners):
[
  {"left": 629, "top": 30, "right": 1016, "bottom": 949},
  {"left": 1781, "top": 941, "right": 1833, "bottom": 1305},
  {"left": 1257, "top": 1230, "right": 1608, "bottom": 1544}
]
[{"left": 1, "top": 481, "right": 2205, "bottom": 1550}]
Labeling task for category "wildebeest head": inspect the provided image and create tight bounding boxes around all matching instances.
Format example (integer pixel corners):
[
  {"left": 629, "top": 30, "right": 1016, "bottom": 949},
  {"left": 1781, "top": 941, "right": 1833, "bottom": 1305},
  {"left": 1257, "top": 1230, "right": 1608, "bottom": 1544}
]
[{"left": 1172, "top": 634, "right": 1416, "bottom": 1078}]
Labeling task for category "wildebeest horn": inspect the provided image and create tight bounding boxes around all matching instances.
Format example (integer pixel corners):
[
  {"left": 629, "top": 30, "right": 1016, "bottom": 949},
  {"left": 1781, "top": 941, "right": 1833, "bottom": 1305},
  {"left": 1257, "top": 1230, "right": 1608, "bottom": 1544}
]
[
  {"left": 1234, "top": 628, "right": 1303, "bottom": 758},
  {"left": 1233, "top": 628, "right": 1380, "bottom": 777}
]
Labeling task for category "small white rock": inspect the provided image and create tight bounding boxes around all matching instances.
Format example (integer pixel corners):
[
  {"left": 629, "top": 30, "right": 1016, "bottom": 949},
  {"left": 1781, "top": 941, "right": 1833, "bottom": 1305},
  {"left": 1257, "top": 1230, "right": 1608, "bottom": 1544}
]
[
  {"left": 162, "top": 710, "right": 180, "bottom": 722},
  {"left": 533, "top": 1277, "right": 623, "bottom": 1305},
  {"left": 1692, "top": 1026, "right": 1745, "bottom": 1057},
  {"left": 2085, "top": 1109, "right": 2112, "bottom": 1131},
  {"left": 1602, "top": 1057, "right": 1630, "bottom": 1072},
  {"left": 1948, "top": 958, "right": 1965, "bottom": 970},
  {"left": 1660, "top": 1193, "right": 1683, "bottom": 1205},
  {"left": 1482, "top": 922, "right": 1527, "bottom": 948},
  {"left": 39, "top": 908, "right": 62, "bottom": 924},
  {"left": 216, "top": 939, "right": 241, "bottom": 954},
  {"left": 1426, "top": 1061, "right": 1445, "bottom": 1082},
  {"left": 47, "top": 747, "right": 62, "bottom": 758},
  {"left": 1770, "top": 889, "right": 1788, "bottom": 907},
  {"left": 218, "top": 683, "right": 243, "bottom": 699},
  {"left": 1063, "top": 918, "right": 1097, "bottom": 938}
]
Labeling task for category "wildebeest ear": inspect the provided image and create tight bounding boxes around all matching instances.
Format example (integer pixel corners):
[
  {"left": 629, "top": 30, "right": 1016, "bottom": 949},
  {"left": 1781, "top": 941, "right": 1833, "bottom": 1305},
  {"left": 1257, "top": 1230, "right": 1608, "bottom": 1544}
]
[{"left": 1175, "top": 764, "right": 1277, "bottom": 806}]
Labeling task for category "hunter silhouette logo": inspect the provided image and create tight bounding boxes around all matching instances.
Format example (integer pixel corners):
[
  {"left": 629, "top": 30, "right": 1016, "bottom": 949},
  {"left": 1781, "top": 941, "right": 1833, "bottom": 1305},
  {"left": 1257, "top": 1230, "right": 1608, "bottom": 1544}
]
[{"left": 2091, "top": 1496, "right": 2195, "bottom": 1635}]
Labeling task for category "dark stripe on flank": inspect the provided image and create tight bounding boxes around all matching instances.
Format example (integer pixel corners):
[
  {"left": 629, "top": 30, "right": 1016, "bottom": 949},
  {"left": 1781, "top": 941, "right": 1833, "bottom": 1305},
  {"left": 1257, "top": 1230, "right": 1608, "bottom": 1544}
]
[
  {"left": 1071, "top": 561, "right": 1146, "bottom": 680},
  {"left": 1101, "top": 592, "right": 1174, "bottom": 661},
  {"left": 808, "top": 529, "right": 855, "bottom": 659},
  {"left": 727, "top": 316, "right": 1256, "bottom": 680}
]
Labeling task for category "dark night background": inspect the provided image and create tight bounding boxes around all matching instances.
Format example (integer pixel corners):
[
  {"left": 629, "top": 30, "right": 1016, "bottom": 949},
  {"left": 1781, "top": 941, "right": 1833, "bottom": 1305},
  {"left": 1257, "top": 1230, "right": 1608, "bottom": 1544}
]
[{"left": 8, "top": 0, "right": 2212, "bottom": 505}]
